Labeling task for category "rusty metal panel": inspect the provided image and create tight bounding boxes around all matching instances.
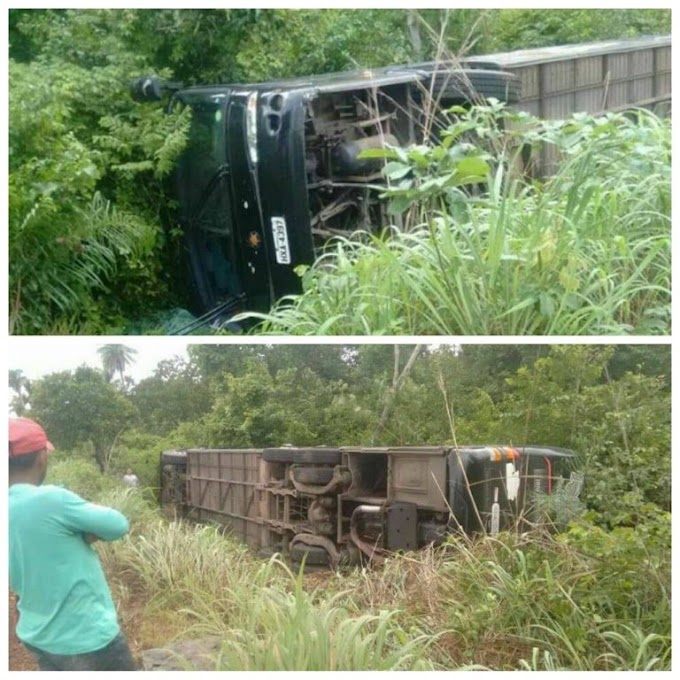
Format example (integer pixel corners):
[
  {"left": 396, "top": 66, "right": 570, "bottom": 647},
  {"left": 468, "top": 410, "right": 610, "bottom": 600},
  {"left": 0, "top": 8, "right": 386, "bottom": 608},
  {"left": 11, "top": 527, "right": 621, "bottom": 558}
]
[
  {"left": 631, "top": 75, "right": 654, "bottom": 102},
  {"left": 657, "top": 73, "right": 671, "bottom": 96},
  {"left": 495, "top": 36, "right": 670, "bottom": 121},
  {"left": 542, "top": 93, "right": 574, "bottom": 119},
  {"left": 519, "top": 65, "right": 539, "bottom": 98},
  {"left": 656, "top": 46, "right": 671, "bottom": 70},
  {"left": 186, "top": 448, "right": 264, "bottom": 548},
  {"left": 605, "top": 53, "right": 629, "bottom": 78},
  {"left": 389, "top": 451, "right": 448, "bottom": 511},
  {"left": 607, "top": 81, "right": 630, "bottom": 109}
]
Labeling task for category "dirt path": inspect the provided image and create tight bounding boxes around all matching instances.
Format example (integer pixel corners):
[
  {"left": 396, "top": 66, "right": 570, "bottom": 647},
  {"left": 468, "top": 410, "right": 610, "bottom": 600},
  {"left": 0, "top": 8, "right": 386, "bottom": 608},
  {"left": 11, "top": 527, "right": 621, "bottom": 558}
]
[{"left": 8, "top": 593, "right": 37, "bottom": 671}]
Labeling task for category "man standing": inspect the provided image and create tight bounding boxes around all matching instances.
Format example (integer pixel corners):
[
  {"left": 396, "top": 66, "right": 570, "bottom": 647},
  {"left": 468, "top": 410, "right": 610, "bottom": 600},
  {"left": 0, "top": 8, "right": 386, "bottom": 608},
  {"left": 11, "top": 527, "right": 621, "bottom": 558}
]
[
  {"left": 123, "top": 468, "right": 140, "bottom": 488},
  {"left": 9, "top": 417, "right": 136, "bottom": 671}
]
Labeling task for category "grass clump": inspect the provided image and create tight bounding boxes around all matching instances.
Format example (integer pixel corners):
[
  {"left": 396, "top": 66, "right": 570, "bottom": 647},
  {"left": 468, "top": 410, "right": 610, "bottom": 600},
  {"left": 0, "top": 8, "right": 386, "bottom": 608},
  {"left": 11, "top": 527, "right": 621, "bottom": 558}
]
[
  {"left": 243, "top": 105, "right": 670, "bottom": 335},
  {"left": 212, "top": 563, "right": 437, "bottom": 670}
]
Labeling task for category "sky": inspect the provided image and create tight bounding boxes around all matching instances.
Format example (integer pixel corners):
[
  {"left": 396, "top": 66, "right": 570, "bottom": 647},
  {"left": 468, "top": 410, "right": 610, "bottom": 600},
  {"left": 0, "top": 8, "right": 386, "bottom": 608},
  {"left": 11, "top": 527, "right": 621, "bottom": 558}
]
[{"left": 8, "top": 337, "right": 190, "bottom": 383}]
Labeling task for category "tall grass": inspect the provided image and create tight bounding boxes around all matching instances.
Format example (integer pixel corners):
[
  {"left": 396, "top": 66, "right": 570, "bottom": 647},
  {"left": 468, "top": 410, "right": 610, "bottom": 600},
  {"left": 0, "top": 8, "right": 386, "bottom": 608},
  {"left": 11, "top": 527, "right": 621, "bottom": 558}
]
[
  {"left": 98, "top": 513, "right": 670, "bottom": 671},
  {"left": 212, "top": 568, "right": 437, "bottom": 670},
  {"left": 314, "top": 515, "right": 671, "bottom": 671},
  {"left": 241, "top": 106, "right": 670, "bottom": 335},
  {"left": 100, "top": 521, "right": 439, "bottom": 670},
  {"left": 100, "top": 521, "right": 254, "bottom": 608}
]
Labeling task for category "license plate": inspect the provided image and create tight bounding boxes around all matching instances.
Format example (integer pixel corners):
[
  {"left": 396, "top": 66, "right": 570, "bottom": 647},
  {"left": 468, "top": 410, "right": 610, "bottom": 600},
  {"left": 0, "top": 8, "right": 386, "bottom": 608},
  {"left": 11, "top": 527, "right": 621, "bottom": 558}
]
[{"left": 271, "top": 217, "right": 291, "bottom": 265}]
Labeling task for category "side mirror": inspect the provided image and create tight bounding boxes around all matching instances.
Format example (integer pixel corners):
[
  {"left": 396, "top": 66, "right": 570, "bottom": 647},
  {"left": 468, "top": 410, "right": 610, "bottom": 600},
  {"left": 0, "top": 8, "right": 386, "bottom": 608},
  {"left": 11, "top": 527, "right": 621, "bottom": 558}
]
[
  {"left": 131, "top": 76, "right": 163, "bottom": 101},
  {"left": 130, "top": 76, "right": 183, "bottom": 102}
]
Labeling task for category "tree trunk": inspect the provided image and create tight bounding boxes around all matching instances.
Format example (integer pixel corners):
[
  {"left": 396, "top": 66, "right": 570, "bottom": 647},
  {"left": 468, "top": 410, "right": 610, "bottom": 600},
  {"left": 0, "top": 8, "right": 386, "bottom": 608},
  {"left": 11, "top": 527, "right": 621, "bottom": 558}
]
[
  {"left": 407, "top": 10, "right": 423, "bottom": 60},
  {"left": 372, "top": 345, "right": 424, "bottom": 445},
  {"left": 94, "top": 443, "right": 106, "bottom": 473}
]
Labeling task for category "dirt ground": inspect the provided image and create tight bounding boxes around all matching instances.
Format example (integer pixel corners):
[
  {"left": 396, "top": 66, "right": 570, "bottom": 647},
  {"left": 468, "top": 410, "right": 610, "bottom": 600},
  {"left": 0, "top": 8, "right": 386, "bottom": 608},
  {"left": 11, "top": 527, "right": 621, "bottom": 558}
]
[
  {"left": 8, "top": 590, "right": 144, "bottom": 671},
  {"left": 8, "top": 593, "right": 37, "bottom": 671}
]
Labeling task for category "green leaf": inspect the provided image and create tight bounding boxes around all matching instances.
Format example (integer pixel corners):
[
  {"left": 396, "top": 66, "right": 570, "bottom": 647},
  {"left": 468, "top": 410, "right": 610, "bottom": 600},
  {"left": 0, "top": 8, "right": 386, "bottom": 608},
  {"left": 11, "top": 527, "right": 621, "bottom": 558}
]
[
  {"left": 455, "top": 156, "right": 490, "bottom": 178},
  {"left": 383, "top": 162, "right": 411, "bottom": 180},
  {"left": 358, "top": 147, "right": 400, "bottom": 160}
]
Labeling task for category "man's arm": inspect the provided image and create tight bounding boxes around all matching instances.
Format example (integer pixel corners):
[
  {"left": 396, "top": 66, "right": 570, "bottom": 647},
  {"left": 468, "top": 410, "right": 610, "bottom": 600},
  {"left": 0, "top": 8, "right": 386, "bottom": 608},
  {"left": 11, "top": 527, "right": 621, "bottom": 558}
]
[{"left": 59, "top": 488, "right": 129, "bottom": 541}]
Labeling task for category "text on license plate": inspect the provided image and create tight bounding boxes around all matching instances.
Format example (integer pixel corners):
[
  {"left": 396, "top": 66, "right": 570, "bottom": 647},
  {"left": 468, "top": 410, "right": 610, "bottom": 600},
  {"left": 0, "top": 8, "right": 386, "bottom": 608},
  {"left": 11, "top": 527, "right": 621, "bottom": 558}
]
[{"left": 271, "top": 217, "right": 291, "bottom": 265}]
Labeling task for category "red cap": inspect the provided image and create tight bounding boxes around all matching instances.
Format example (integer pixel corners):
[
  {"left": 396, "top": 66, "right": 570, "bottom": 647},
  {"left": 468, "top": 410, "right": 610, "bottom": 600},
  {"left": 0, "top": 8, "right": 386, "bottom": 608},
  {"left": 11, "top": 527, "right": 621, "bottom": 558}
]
[{"left": 9, "top": 418, "right": 54, "bottom": 458}]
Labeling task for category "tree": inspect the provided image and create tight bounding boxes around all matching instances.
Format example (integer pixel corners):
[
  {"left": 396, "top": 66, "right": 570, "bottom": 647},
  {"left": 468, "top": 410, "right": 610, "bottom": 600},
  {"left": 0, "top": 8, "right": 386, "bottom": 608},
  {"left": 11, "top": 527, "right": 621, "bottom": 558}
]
[
  {"left": 9, "top": 369, "right": 32, "bottom": 416},
  {"left": 490, "top": 9, "right": 671, "bottom": 51},
  {"left": 97, "top": 344, "right": 137, "bottom": 391},
  {"left": 131, "top": 356, "right": 212, "bottom": 435},
  {"left": 29, "top": 366, "right": 135, "bottom": 472}
]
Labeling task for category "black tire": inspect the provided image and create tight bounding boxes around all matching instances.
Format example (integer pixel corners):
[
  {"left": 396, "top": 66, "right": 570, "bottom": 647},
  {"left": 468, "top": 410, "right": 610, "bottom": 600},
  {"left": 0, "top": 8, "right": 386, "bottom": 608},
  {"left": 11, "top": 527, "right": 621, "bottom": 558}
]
[
  {"left": 290, "top": 544, "right": 332, "bottom": 566},
  {"left": 161, "top": 451, "right": 188, "bottom": 466},
  {"left": 262, "top": 448, "right": 296, "bottom": 463},
  {"left": 293, "top": 466, "right": 335, "bottom": 485},
  {"left": 292, "top": 448, "right": 342, "bottom": 465}
]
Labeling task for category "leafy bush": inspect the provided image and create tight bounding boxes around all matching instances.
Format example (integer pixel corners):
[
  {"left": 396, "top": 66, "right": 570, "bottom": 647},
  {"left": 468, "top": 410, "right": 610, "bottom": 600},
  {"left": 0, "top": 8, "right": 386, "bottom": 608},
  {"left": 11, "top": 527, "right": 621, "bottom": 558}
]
[
  {"left": 107, "top": 430, "right": 166, "bottom": 492},
  {"left": 46, "top": 456, "right": 121, "bottom": 499},
  {"left": 9, "top": 28, "right": 190, "bottom": 334},
  {"left": 490, "top": 9, "right": 670, "bottom": 51}
]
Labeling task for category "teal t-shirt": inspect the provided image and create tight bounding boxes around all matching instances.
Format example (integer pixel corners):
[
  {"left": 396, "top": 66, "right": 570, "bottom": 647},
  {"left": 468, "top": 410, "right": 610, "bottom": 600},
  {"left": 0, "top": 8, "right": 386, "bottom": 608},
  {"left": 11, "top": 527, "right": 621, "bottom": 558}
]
[{"left": 9, "top": 483, "right": 129, "bottom": 655}]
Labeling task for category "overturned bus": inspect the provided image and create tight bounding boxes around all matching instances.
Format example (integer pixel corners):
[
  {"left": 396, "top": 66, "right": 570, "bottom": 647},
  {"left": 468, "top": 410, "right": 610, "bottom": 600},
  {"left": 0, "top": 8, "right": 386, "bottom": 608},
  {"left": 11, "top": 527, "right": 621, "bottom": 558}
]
[
  {"left": 160, "top": 444, "right": 580, "bottom": 569},
  {"left": 132, "top": 60, "right": 519, "bottom": 321},
  {"left": 133, "top": 36, "right": 670, "bottom": 325}
]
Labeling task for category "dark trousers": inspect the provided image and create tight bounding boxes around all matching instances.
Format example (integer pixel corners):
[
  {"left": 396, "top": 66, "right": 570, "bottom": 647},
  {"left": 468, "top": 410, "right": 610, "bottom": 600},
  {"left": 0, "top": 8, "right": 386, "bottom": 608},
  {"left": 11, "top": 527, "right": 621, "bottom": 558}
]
[{"left": 24, "top": 632, "right": 136, "bottom": 671}]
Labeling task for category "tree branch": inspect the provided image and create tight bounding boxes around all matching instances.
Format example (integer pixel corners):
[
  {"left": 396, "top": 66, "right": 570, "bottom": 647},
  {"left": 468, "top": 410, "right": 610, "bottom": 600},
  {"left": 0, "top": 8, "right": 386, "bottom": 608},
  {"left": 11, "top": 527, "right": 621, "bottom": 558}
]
[{"left": 372, "top": 344, "right": 424, "bottom": 445}]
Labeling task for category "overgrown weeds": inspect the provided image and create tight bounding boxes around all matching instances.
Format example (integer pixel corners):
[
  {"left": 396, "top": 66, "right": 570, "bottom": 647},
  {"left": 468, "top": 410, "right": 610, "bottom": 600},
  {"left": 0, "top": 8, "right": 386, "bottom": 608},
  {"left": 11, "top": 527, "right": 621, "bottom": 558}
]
[
  {"left": 97, "top": 512, "right": 670, "bottom": 671},
  {"left": 100, "top": 523, "right": 439, "bottom": 670}
]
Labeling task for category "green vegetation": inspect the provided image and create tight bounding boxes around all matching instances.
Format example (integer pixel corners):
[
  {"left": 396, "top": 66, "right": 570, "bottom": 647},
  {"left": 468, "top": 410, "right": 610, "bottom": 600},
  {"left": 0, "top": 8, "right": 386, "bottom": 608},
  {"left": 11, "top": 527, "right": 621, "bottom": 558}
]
[
  {"left": 9, "top": 9, "right": 671, "bottom": 334},
  {"left": 244, "top": 105, "right": 670, "bottom": 335},
  {"left": 12, "top": 344, "right": 671, "bottom": 669},
  {"left": 77, "top": 490, "right": 673, "bottom": 670}
]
